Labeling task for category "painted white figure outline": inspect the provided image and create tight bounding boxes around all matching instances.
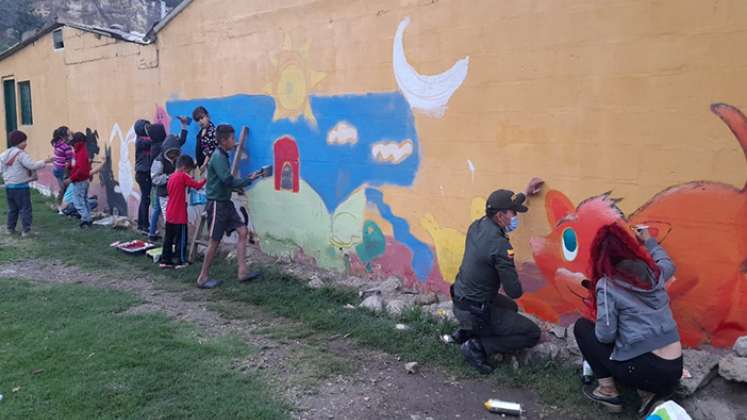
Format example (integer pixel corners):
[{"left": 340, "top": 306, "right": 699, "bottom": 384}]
[
  {"left": 109, "top": 123, "right": 140, "bottom": 202},
  {"left": 393, "top": 16, "right": 470, "bottom": 118}
]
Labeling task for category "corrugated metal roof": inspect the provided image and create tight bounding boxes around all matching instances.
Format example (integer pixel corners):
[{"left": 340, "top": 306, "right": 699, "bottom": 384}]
[{"left": 0, "top": 0, "right": 195, "bottom": 62}]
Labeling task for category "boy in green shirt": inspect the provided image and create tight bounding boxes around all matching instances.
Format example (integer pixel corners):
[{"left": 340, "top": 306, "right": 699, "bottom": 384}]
[{"left": 196, "top": 124, "right": 260, "bottom": 289}]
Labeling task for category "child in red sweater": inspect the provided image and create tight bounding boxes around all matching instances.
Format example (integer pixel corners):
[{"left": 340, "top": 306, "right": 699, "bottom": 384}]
[
  {"left": 160, "top": 155, "right": 206, "bottom": 268},
  {"left": 68, "top": 132, "right": 93, "bottom": 228}
]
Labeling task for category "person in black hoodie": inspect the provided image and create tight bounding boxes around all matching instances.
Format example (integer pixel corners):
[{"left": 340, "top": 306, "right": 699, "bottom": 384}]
[
  {"left": 150, "top": 131, "right": 187, "bottom": 226},
  {"left": 147, "top": 123, "right": 167, "bottom": 240},
  {"left": 134, "top": 119, "right": 152, "bottom": 233}
]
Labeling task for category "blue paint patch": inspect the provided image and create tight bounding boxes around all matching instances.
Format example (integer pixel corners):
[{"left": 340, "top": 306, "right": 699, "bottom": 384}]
[
  {"left": 365, "top": 187, "right": 434, "bottom": 281},
  {"left": 166, "top": 92, "right": 419, "bottom": 213}
]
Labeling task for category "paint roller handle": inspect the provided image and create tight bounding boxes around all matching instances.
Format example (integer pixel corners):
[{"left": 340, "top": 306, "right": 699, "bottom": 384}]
[{"left": 230, "top": 126, "right": 249, "bottom": 176}]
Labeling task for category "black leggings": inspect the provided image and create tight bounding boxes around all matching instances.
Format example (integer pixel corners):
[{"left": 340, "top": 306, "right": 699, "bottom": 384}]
[
  {"left": 574, "top": 318, "right": 682, "bottom": 395},
  {"left": 135, "top": 171, "right": 151, "bottom": 231}
]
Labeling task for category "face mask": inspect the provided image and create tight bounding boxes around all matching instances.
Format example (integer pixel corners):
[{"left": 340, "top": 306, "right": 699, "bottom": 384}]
[{"left": 506, "top": 216, "right": 519, "bottom": 233}]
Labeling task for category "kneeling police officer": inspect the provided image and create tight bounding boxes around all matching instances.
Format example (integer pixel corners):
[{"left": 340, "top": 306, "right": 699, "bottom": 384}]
[{"left": 451, "top": 182, "right": 543, "bottom": 374}]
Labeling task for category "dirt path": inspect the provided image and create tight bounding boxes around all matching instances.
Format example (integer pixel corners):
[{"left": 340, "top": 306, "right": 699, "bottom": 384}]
[{"left": 0, "top": 260, "right": 570, "bottom": 420}]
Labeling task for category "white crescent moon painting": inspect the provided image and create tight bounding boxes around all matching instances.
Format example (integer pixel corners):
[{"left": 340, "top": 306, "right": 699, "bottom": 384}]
[{"left": 393, "top": 16, "right": 470, "bottom": 118}]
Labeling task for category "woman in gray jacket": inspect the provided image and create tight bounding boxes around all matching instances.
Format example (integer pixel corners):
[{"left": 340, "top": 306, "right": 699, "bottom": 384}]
[{"left": 574, "top": 223, "right": 682, "bottom": 415}]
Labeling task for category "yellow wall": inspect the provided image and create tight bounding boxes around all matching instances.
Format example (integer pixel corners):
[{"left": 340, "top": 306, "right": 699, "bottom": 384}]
[
  {"left": 0, "top": 28, "right": 68, "bottom": 154},
  {"left": 153, "top": 0, "right": 745, "bottom": 257}
]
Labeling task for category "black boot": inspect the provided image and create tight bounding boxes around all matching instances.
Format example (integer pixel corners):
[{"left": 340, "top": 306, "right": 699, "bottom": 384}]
[
  {"left": 451, "top": 328, "right": 472, "bottom": 344},
  {"left": 460, "top": 339, "right": 494, "bottom": 374}
]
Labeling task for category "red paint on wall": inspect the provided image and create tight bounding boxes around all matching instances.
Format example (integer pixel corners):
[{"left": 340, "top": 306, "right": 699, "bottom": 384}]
[
  {"left": 529, "top": 103, "right": 747, "bottom": 348},
  {"left": 273, "top": 136, "right": 299, "bottom": 192}
]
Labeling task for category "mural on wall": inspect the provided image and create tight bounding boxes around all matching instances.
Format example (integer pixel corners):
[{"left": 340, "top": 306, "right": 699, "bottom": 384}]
[
  {"left": 100, "top": 145, "right": 129, "bottom": 216},
  {"left": 393, "top": 16, "right": 469, "bottom": 117},
  {"left": 100, "top": 122, "right": 141, "bottom": 217},
  {"left": 527, "top": 103, "right": 747, "bottom": 348},
  {"left": 157, "top": 12, "right": 744, "bottom": 348},
  {"left": 274, "top": 136, "right": 300, "bottom": 192},
  {"left": 162, "top": 16, "right": 467, "bottom": 294}
]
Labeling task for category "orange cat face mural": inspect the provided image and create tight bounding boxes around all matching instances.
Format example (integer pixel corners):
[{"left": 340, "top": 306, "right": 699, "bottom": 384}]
[{"left": 527, "top": 103, "right": 747, "bottom": 348}]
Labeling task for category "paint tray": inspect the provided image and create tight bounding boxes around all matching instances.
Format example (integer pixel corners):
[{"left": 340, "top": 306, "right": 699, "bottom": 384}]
[{"left": 111, "top": 240, "right": 157, "bottom": 254}]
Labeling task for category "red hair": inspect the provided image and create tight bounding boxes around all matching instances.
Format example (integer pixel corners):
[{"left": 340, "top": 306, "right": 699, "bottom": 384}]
[{"left": 585, "top": 223, "right": 660, "bottom": 318}]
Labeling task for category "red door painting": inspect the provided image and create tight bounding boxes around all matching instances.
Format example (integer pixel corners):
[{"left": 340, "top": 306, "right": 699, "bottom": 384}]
[{"left": 273, "top": 136, "right": 300, "bottom": 192}]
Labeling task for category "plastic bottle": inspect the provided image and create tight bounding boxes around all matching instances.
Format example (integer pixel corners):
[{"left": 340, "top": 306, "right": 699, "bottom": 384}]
[{"left": 582, "top": 360, "right": 594, "bottom": 384}]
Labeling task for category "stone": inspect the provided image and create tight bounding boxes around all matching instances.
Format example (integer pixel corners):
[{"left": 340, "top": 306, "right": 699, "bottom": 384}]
[
  {"left": 426, "top": 301, "right": 455, "bottom": 322},
  {"left": 733, "top": 336, "right": 747, "bottom": 357},
  {"left": 404, "top": 362, "right": 418, "bottom": 374},
  {"left": 718, "top": 354, "right": 747, "bottom": 383},
  {"left": 414, "top": 292, "right": 439, "bottom": 306},
  {"left": 339, "top": 276, "right": 369, "bottom": 290},
  {"left": 549, "top": 325, "right": 567, "bottom": 339},
  {"left": 521, "top": 342, "right": 561, "bottom": 365},
  {"left": 683, "top": 397, "right": 738, "bottom": 420},
  {"left": 385, "top": 299, "right": 410, "bottom": 316},
  {"left": 377, "top": 276, "right": 403, "bottom": 293},
  {"left": 676, "top": 349, "right": 721, "bottom": 396},
  {"left": 359, "top": 294, "right": 384, "bottom": 313},
  {"left": 308, "top": 276, "right": 324, "bottom": 289}
]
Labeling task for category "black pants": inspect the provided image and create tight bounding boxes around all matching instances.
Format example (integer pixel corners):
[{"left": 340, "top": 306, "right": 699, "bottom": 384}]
[
  {"left": 161, "top": 223, "right": 188, "bottom": 265},
  {"left": 6, "top": 188, "right": 32, "bottom": 233},
  {"left": 135, "top": 171, "right": 151, "bottom": 230},
  {"left": 453, "top": 294, "right": 541, "bottom": 355},
  {"left": 574, "top": 318, "right": 682, "bottom": 395}
]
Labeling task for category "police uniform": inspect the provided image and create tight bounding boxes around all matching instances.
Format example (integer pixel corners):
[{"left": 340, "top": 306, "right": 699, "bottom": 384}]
[{"left": 451, "top": 190, "right": 540, "bottom": 373}]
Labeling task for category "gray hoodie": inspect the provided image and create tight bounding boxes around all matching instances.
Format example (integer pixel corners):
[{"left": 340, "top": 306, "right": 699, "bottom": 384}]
[
  {"left": 0, "top": 147, "right": 45, "bottom": 186},
  {"left": 150, "top": 134, "right": 182, "bottom": 197},
  {"left": 595, "top": 238, "right": 679, "bottom": 361}
]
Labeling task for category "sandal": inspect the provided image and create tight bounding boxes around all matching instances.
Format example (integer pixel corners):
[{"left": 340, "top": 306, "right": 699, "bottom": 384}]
[
  {"left": 582, "top": 384, "right": 624, "bottom": 413},
  {"left": 197, "top": 278, "right": 223, "bottom": 289}
]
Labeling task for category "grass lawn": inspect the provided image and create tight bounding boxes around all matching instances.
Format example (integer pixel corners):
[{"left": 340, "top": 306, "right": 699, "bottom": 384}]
[
  {"left": 0, "top": 281, "right": 287, "bottom": 419},
  {"left": 0, "top": 190, "right": 624, "bottom": 418}
]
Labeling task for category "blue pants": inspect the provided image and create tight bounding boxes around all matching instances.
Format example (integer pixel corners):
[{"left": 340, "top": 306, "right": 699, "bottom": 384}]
[
  {"left": 72, "top": 181, "right": 91, "bottom": 223},
  {"left": 6, "top": 187, "right": 32, "bottom": 232},
  {"left": 148, "top": 200, "right": 161, "bottom": 236}
]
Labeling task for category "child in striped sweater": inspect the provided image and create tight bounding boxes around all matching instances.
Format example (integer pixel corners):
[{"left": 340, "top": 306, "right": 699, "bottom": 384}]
[{"left": 50, "top": 126, "right": 73, "bottom": 211}]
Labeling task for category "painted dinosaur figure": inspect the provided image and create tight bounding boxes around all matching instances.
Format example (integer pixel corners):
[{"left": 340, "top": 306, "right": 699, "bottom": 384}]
[{"left": 527, "top": 103, "right": 747, "bottom": 347}]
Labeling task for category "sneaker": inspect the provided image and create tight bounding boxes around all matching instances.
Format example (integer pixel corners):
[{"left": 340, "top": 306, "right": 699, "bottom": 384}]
[
  {"left": 174, "top": 262, "right": 189, "bottom": 270},
  {"left": 7, "top": 229, "right": 18, "bottom": 236},
  {"left": 159, "top": 263, "right": 175, "bottom": 269},
  {"left": 20, "top": 231, "right": 33, "bottom": 238},
  {"left": 136, "top": 228, "right": 149, "bottom": 236},
  {"left": 582, "top": 384, "right": 624, "bottom": 413},
  {"left": 460, "top": 339, "right": 494, "bottom": 374},
  {"left": 80, "top": 221, "right": 92, "bottom": 229},
  {"left": 148, "top": 235, "right": 161, "bottom": 242}
]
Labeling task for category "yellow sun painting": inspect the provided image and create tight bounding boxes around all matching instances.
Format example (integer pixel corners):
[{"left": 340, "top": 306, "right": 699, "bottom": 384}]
[{"left": 265, "top": 35, "right": 327, "bottom": 126}]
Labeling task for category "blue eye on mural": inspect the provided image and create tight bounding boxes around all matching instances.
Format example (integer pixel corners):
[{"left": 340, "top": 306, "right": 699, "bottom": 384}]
[{"left": 561, "top": 228, "right": 578, "bottom": 262}]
